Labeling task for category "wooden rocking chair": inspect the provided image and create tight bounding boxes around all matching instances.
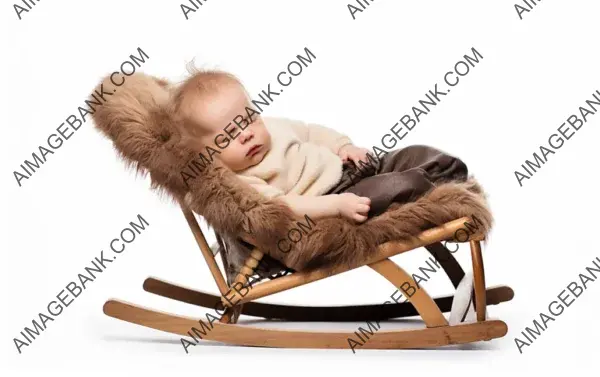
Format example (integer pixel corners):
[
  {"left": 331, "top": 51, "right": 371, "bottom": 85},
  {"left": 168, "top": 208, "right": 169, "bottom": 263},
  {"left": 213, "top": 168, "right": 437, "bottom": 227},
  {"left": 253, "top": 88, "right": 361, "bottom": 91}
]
[
  {"left": 104, "top": 210, "right": 512, "bottom": 349},
  {"left": 93, "top": 72, "right": 513, "bottom": 350}
]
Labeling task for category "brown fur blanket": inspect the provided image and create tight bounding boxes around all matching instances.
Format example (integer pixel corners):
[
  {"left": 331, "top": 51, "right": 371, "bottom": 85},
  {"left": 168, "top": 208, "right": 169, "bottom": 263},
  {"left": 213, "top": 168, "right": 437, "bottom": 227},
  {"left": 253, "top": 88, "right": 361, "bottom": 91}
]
[{"left": 90, "top": 72, "right": 493, "bottom": 282}]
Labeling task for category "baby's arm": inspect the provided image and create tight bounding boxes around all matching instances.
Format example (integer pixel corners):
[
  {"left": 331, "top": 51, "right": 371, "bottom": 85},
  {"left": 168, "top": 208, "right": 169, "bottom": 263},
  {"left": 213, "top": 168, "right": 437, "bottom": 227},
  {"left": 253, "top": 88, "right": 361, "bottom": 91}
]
[
  {"left": 284, "top": 117, "right": 371, "bottom": 166},
  {"left": 239, "top": 175, "right": 371, "bottom": 222},
  {"left": 276, "top": 193, "right": 371, "bottom": 223},
  {"left": 283, "top": 118, "right": 353, "bottom": 155}
]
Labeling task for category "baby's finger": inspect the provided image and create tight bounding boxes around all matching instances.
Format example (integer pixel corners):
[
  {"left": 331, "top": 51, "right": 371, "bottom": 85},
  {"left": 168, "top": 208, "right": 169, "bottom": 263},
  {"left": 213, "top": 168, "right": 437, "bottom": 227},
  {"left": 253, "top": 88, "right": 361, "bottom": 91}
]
[
  {"left": 359, "top": 196, "right": 371, "bottom": 205},
  {"left": 354, "top": 156, "right": 371, "bottom": 169},
  {"left": 356, "top": 204, "right": 370, "bottom": 214},
  {"left": 353, "top": 213, "right": 368, "bottom": 223},
  {"left": 351, "top": 156, "right": 364, "bottom": 166}
]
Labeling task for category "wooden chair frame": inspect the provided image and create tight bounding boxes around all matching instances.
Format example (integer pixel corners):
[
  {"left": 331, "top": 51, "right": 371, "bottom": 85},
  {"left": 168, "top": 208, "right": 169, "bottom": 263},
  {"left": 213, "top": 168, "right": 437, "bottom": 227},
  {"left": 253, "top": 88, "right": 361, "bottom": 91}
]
[{"left": 103, "top": 207, "right": 513, "bottom": 350}]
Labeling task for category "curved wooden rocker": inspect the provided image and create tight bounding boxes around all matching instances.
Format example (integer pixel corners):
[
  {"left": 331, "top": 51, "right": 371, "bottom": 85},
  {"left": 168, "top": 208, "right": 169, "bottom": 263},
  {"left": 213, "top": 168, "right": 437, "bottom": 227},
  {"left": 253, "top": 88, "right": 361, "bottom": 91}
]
[
  {"left": 103, "top": 210, "right": 513, "bottom": 349},
  {"left": 104, "top": 300, "right": 506, "bottom": 349},
  {"left": 141, "top": 277, "right": 513, "bottom": 322}
]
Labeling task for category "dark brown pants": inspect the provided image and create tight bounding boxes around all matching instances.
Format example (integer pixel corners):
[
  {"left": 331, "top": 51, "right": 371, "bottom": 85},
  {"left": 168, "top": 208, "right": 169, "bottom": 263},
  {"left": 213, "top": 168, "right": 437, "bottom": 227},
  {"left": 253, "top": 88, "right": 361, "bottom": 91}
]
[{"left": 325, "top": 145, "right": 468, "bottom": 218}]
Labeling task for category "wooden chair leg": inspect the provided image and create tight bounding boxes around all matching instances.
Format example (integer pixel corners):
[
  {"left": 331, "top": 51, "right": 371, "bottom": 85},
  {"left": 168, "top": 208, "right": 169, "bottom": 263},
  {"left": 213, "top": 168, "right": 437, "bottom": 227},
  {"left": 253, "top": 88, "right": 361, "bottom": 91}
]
[
  {"left": 369, "top": 258, "right": 448, "bottom": 328},
  {"left": 181, "top": 209, "right": 229, "bottom": 295},
  {"left": 219, "top": 308, "right": 234, "bottom": 323},
  {"left": 470, "top": 240, "right": 486, "bottom": 321},
  {"left": 220, "top": 249, "right": 264, "bottom": 323},
  {"left": 220, "top": 304, "right": 244, "bottom": 324}
]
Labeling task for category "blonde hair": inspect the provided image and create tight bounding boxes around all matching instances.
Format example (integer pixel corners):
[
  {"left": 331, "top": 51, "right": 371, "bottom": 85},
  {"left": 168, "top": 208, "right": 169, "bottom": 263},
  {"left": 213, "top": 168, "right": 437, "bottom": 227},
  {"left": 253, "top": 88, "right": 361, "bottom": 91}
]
[{"left": 172, "top": 60, "right": 243, "bottom": 139}]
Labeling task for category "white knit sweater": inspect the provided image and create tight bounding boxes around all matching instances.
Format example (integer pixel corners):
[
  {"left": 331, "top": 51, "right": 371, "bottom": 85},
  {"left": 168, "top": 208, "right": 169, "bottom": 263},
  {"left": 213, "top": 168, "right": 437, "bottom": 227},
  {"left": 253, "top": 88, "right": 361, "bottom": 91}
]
[{"left": 237, "top": 117, "right": 352, "bottom": 199}]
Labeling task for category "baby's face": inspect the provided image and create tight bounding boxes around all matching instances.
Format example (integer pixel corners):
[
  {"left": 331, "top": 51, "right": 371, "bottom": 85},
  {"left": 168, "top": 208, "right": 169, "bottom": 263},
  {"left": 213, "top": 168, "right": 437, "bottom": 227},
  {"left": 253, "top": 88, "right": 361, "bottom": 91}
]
[{"left": 188, "top": 82, "right": 271, "bottom": 172}]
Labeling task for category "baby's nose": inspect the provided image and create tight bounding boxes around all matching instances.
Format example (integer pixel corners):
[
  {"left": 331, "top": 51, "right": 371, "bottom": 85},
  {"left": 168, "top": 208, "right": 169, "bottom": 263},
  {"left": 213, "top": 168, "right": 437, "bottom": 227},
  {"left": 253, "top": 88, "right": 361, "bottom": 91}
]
[{"left": 239, "top": 128, "right": 254, "bottom": 142}]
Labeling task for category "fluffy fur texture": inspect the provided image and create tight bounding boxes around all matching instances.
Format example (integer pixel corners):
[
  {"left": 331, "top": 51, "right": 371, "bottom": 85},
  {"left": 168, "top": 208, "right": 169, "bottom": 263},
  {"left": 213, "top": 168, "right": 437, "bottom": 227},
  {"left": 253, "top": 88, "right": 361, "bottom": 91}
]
[{"left": 90, "top": 72, "right": 494, "bottom": 277}]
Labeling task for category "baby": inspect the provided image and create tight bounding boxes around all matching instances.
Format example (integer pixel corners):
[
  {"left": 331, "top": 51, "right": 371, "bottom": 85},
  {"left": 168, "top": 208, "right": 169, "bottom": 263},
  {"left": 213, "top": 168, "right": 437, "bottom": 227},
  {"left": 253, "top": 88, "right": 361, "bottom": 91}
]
[{"left": 173, "top": 68, "right": 469, "bottom": 223}]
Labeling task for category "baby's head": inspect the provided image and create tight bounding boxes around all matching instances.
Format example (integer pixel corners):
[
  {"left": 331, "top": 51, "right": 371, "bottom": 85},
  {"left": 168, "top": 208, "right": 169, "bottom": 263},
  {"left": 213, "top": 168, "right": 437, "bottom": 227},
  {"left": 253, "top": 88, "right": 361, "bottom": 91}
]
[{"left": 173, "top": 68, "right": 271, "bottom": 172}]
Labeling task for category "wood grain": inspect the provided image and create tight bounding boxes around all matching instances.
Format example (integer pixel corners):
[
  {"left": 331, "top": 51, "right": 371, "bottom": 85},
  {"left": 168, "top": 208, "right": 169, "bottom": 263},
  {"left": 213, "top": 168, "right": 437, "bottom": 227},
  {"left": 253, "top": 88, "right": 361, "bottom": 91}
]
[
  {"left": 234, "top": 217, "right": 478, "bottom": 305},
  {"left": 104, "top": 299, "right": 508, "bottom": 349},
  {"left": 470, "top": 240, "right": 487, "bottom": 321},
  {"left": 369, "top": 259, "right": 448, "bottom": 327},
  {"left": 182, "top": 209, "right": 228, "bottom": 295}
]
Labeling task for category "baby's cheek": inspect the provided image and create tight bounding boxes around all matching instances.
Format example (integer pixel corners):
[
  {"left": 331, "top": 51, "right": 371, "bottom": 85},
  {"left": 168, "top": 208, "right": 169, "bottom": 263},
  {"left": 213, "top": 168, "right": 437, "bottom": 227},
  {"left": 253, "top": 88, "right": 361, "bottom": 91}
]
[
  {"left": 262, "top": 131, "right": 272, "bottom": 150},
  {"left": 221, "top": 144, "right": 245, "bottom": 165},
  {"left": 230, "top": 143, "right": 246, "bottom": 158}
]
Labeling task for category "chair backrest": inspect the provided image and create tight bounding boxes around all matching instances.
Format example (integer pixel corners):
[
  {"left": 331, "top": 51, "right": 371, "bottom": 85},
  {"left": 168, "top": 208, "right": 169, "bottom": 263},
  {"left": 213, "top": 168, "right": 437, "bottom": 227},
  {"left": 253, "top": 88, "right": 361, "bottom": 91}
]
[
  {"left": 89, "top": 73, "right": 313, "bottom": 273},
  {"left": 91, "top": 73, "right": 192, "bottom": 199}
]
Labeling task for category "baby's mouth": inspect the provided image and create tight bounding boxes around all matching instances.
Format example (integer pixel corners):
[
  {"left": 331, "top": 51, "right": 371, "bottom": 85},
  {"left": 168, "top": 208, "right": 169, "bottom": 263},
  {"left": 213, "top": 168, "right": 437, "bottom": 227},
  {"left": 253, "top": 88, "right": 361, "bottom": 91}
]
[{"left": 246, "top": 145, "right": 262, "bottom": 157}]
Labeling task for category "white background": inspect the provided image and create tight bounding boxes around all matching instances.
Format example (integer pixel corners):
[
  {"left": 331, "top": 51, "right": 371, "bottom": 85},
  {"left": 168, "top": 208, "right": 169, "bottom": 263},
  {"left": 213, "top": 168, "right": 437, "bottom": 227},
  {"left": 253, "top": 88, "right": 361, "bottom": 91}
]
[{"left": 1, "top": 0, "right": 599, "bottom": 375}]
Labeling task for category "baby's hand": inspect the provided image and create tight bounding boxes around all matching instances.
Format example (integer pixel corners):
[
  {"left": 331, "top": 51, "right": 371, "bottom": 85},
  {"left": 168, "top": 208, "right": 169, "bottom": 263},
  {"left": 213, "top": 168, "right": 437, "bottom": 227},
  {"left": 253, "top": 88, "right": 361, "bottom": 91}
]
[
  {"left": 336, "top": 193, "right": 371, "bottom": 223},
  {"left": 338, "top": 144, "right": 371, "bottom": 167}
]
